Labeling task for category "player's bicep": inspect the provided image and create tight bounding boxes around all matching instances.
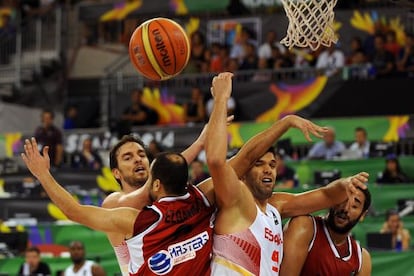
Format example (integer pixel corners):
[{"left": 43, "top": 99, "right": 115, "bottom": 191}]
[
  {"left": 357, "top": 248, "right": 372, "bottom": 276},
  {"left": 209, "top": 162, "right": 242, "bottom": 208},
  {"left": 280, "top": 216, "right": 314, "bottom": 276},
  {"left": 77, "top": 205, "right": 136, "bottom": 235}
]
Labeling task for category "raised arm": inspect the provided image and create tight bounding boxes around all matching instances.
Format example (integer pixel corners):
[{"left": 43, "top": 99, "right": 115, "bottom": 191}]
[
  {"left": 21, "top": 138, "right": 136, "bottom": 236},
  {"left": 181, "top": 124, "right": 206, "bottom": 164},
  {"left": 229, "top": 115, "right": 327, "bottom": 178},
  {"left": 205, "top": 72, "right": 242, "bottom": 208},
  {"left": 279, "top": 215, "right": 315, "bottom": 276},
  {"left": 270, "top": 172, "right": 369, "bottom": 219},
  {"left": 102, "top": 184, "right": 151, "bottom": 210}
]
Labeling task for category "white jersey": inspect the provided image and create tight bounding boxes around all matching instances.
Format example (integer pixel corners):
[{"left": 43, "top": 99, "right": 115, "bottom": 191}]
[
  {"left": 113, "top": 241, "right": 130, "bottom": 276},
  {"left": 211, "top": 204, "right": 283, "bottom": 275},
  {"left": 64, "top": 260, "right": 95, "bottom": 276}
]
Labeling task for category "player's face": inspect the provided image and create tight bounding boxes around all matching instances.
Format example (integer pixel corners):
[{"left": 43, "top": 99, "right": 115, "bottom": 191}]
[
  {"left": 69, "top": 242, "right": 85, "bottom": 264},
  {"left": 25, "top": 251, "right": 40, "bottom": 267},
  {"left": 115, "top": 142, "right": 150, "bottom": 188},
  {"left": 243, "top": 152, "right": 277, "bottom": 201},
  {"left": 327, "top": 189, "right": 366, "bottom": 234}
]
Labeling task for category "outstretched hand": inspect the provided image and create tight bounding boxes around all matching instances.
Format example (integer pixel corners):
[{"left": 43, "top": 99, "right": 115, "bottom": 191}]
[
  {"left": 343, "top": 172, "right": 369, "bottom": 211},
  {"left": 21, "top": 137, "right": 51, "bottom": 179},
  {"left": 211, "top": 72, "right": 233, "bottom": 101},
  {"left": 285, "top": 115, "right": 329, "bottom": 142}
]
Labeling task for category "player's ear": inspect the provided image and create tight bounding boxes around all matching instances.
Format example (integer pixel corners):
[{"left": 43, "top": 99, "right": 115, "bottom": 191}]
[
  {"left": 152, "top": 179, "right": 161, "bottom": 192},
  {"left": 359, "top": 210, "right": 369, "bottom": 222},
  {"left": 112, "top": 168, "right": 121, "bottom": 181}
]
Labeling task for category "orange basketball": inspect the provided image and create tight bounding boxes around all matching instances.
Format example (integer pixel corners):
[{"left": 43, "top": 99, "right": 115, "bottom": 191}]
[{"left": 129, "top": 17, "right": 191, "bottom": 81}]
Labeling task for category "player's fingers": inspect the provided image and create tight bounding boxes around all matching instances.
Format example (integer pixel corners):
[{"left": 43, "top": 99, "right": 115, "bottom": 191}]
[
  {"left": 302, "top": 129, "right": 312, "bottom": 142},
  {"left": 226, "top": 115, "right": 234, "bottom": 125}
]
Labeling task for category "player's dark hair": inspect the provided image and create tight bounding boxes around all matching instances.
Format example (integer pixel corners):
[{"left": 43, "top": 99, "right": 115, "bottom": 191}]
[
  {"left": 359, "top": 186, "right": 371, "bottom": 213},
  {"left": 26, "top": 246, "right": 40, "bottom": 255},
  {"left": 151, "top": 152, "right": 188, "bottom": 195}
]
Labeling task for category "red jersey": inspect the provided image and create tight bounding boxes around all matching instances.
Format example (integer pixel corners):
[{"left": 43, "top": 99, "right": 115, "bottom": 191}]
[
  {"left": 300, "top": 216, "right": 362, "bottom": 276},
  {"left": 127, "top": 185, "right": 216, "bottom": 276}
]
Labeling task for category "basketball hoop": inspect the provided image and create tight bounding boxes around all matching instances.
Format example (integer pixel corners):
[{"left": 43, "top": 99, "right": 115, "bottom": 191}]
[{"left": 280, "top": 0, "right": 338, "bottom": 51}]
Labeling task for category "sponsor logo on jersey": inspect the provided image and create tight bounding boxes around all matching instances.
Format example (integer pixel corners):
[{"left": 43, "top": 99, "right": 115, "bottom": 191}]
[{"left": 148, "top": 231, "right": 209, "bottom": 275}]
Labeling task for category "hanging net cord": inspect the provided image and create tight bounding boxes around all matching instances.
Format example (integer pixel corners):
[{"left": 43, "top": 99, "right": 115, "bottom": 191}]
[{"left": 280, "top": 0, "right": 338, "bottom": 51}]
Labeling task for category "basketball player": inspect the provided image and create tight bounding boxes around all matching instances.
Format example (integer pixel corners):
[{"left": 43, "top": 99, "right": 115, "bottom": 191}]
[
  {"left": 280, "top": 187, "right": 372, "bottom": 276},
  {"left": 205, "top": 72, "right": 369, "bottom": 275},
  {"left": 22, "top": 139, "right": 215, "bottom": 275},
  {"left": 62, "top": 240, "right": 106, "bottom": 276},
  {"left": 102, "top": 127, "right": 209, "bottom": 275}
]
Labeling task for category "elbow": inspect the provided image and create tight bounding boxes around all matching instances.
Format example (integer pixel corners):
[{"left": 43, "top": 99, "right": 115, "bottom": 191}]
[{"left": 206, "top": 155, "right": 226, "bottom": 170}]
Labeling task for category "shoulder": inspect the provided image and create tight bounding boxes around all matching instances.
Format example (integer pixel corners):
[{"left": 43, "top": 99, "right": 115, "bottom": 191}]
[
  {"left": 102, "top": 192, "right": 123, "bottom": 208},
  {"left": 289, "top": 215, "right": 315, "bottom": 228}
]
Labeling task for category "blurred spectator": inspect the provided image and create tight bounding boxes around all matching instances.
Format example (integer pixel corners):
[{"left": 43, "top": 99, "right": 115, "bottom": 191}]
[
  {"left": 396, "top": 32, "right": 414, "bottom": 77},
  {"left": 230, "top": 27, "right": 255, "bottom": 64},
  {"left": 275, "top": 152, "right": 297, "bottom": 189},
  {"left": 377, "top": 154, "right": 410, "bottom": 184},
  {"left": 348, "top": 127, "right": 370, "bottom": 159},
  {"left": 210, "top": 43, "right": 229, "bottom": 73},
  {"left": 117, "top": 89, "right": 159, "bottom": 136},
  {"left": 189, "top": 159, "right": 210, "bottom": 186},
  {"left": 315, "top": 44, "right": 345, "bottom": 77},
  {"left": 34, "top": 109, "right": 63, "bottom": 168},
  {"left": 384, "top": 30, "right": 401, "bottom": 59},
  {"left": 147, "top": 139, "right": 163, "bottom": 161},
  {"left": 206, "top": 95, "right": 236, "bottom": 119},
  {"left": 369, "top": 33, "right": 396, "bottom": 78},
  {"left": 182, "top": 86, "right": 206, "bottom": 125},
  {"left": 17, "top": 246, "right": 51, "bottom": 276},
  {"left": 0, "top": 12, "right": 16, "bottom": 64},
  {"left": 307, "top": 127, "right": 345, "bottom": 160},
  {"left": 71, "top": 137, "right": 102, "bottom": 170},
  {"left": 239, "top": 42, "right": 258, "bottom": 70},
  {"left": 225, "top": 57, "right": 240, "bottom": 73},
  {"left": 63, "top": 105, "right": 78, "bottom": 130},
  {"left": 185, "top": 30, "right": 206, "bottom": 73},
  {"left": 380, "top": 209, "right": 411, "bottom": 251},
  {"left": 346, "top": 36, "right": 367, "bottom": 65},
  {"left": 257, "top": 30, "right": 286, "bottom": 68},
  {"left": 62, "top": 240, "right": 106, "bottom": 276}
]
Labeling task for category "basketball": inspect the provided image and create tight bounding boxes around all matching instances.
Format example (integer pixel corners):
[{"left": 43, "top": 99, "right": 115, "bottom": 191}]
[{"left": 129, "top": 17, "right": 191, "bottom": 81}]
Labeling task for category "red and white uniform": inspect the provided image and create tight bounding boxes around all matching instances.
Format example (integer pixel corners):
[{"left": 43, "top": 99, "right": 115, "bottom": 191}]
[
  {"left": 113, "top": 241, "right": 130, "bottom": 276},
  {"left": 300, "top": 216, "right": 362, "bottom": 276},
  {"left": 127, "top": 185, "right": 215, "bottom": 276},
  {"left": 211, "top": 204, "right": 283, "bottom": 275}
]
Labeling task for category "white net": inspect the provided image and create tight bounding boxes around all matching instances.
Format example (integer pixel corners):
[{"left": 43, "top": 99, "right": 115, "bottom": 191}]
[{"left": 280, "top": 0, "right": 338, "bottom": 51}]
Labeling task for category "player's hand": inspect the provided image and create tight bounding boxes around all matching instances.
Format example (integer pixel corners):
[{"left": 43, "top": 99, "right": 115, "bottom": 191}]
[
  {"left": 21, "top": 137, "right": 51, "bottom": 179},
  {"left": 343, "top": 172, "right": 369, "bottom": 211},
  {"left": 284, "top": 115, "right": 328, "bottom": 142},
  {"left": 211, "top": 72, "right": 233, "bottom": 100}
]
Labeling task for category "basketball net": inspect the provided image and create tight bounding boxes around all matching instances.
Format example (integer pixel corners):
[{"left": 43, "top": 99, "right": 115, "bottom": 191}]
[{"left": 280, "top": 0, "right": 338, "bottom": 51}]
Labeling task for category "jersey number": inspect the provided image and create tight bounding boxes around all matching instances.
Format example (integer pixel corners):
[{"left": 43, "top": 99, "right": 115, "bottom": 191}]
[{"left": 271, "top": 250, "right": 279, "bottom": 272}]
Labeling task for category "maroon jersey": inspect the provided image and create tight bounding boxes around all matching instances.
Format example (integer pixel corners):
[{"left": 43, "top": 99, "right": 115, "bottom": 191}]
[
  {"left": 300, "top": 216, "right": 362, "bottom": 276},
  {"left": 127, "top": 185, "right": 215, "bottom": 276}
]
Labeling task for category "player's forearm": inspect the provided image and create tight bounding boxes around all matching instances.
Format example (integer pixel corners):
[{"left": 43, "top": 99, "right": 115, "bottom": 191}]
[
  {"left": 206, "top": 98, "right": 228, "bottom": 168},
  {"left": 35, "top": 170, "right": 82, "bottom": 220},
  {"left": 181, "top": 139, "right": 203, "bottom": 164},
  {"left": 320, "top": 178, "right": 348, "bottom": 205},
  {"left": 231, "top": 115, "right": 291, "bottom": 176}
]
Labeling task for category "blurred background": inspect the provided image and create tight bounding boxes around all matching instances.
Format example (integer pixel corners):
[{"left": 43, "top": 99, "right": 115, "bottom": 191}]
[{"left": 1, "top": 0, "right": 414, "bottom": 275}]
